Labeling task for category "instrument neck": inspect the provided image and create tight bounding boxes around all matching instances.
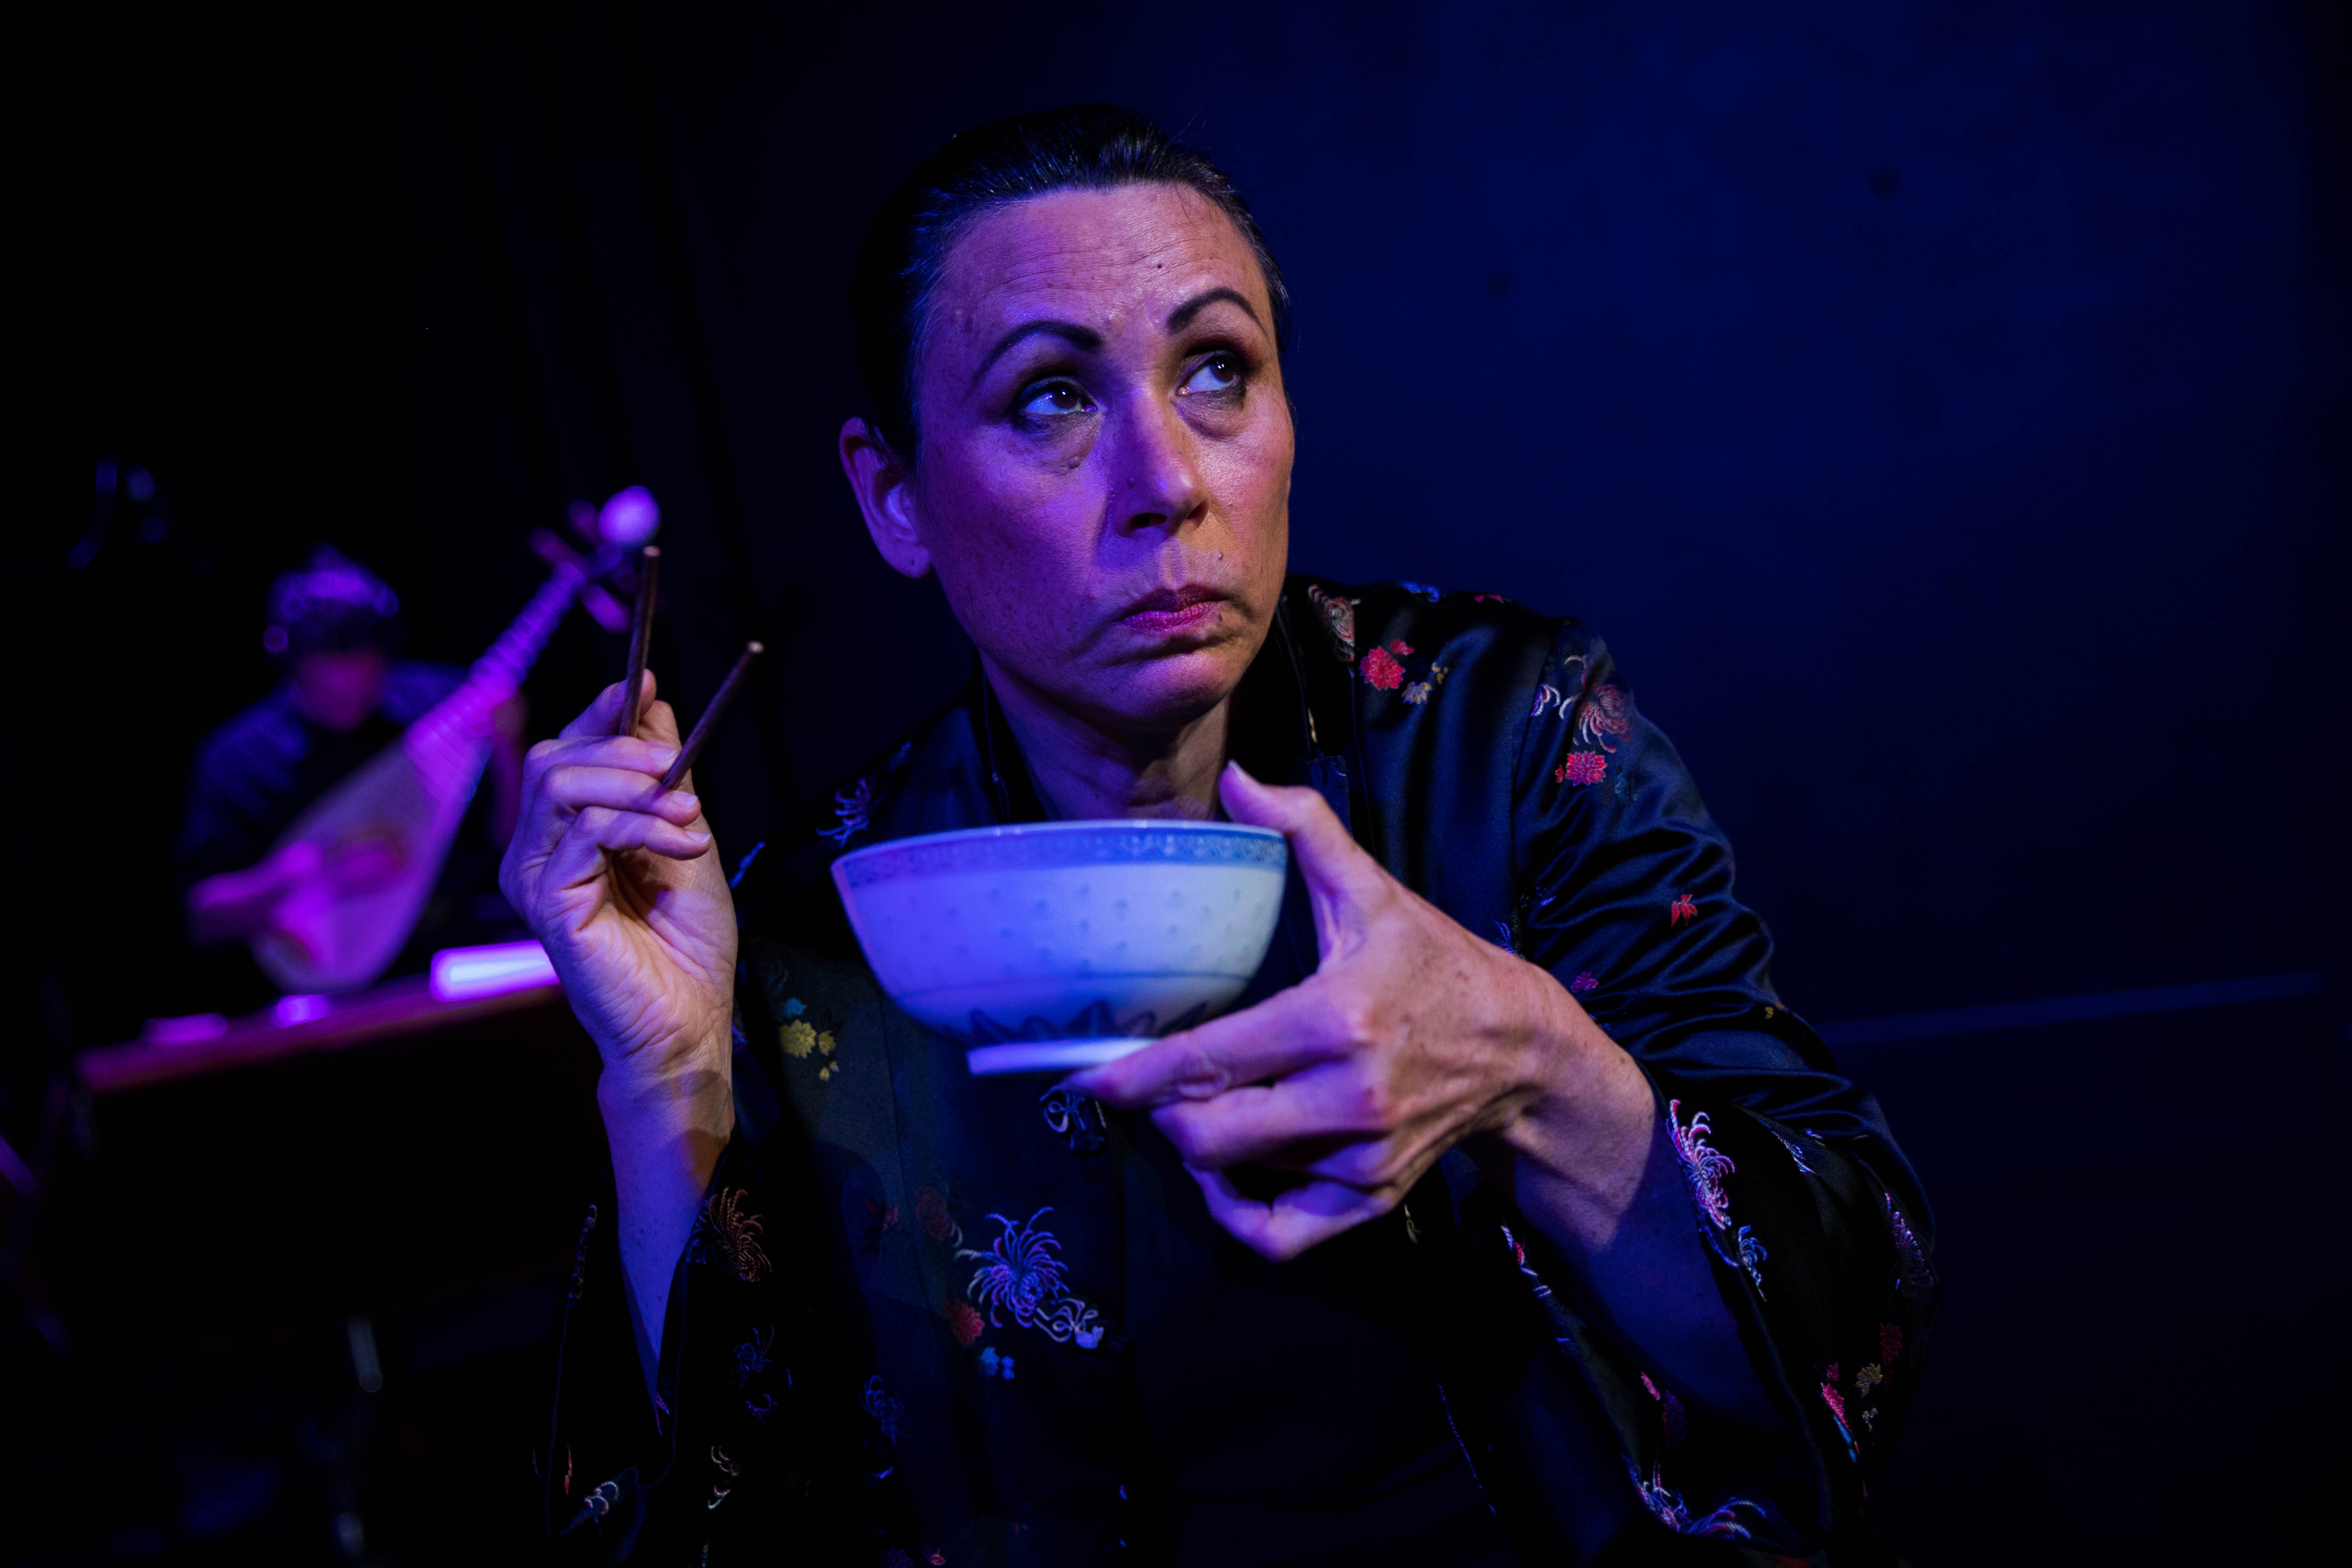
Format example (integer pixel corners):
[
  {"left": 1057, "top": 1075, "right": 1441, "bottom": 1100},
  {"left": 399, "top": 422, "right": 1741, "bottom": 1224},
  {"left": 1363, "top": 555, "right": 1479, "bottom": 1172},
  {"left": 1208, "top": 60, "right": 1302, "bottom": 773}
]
[{"left": 407, "top": 553, "right": 598, "bottom": 760}]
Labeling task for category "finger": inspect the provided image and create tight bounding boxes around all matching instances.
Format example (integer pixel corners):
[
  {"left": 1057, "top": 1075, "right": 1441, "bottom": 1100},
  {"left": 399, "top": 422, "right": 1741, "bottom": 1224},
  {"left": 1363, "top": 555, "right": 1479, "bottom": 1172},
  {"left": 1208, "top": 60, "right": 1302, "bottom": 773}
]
[
  {"left": 559, "top": 674, "right": 653, "bottom": 741},
  {"left": 1186, "top": 1165, "right": 1393, "bottom": 1262},
  {"left": 527, "top": 735, "right": 681, "bottom": 781},
  {"left": 1147, "top": 1058, "right": 1389, "bottom": 1169},
  {"left": 1218, "top": 763, "right": 1390, "bottom": 956},
  {"left": 1066, "top": 982, "right": 1340, "bottom": 1108},
  {"left": 536, "top": 764, "right": 703, "bottom": 826},
  {"left": 542, "top": 804, "right": 712, "bottom": 890}
]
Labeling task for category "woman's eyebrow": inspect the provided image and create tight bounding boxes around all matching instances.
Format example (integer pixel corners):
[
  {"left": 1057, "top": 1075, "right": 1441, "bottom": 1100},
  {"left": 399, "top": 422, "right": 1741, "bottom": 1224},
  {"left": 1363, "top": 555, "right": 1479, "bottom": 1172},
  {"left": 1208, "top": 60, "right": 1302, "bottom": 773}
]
[
  {"left": 1165, "top": 286, "right": 1260, "bottom": 334},
  {"left": 969, "top": 320, "right": 1102, "bottom": 389}
]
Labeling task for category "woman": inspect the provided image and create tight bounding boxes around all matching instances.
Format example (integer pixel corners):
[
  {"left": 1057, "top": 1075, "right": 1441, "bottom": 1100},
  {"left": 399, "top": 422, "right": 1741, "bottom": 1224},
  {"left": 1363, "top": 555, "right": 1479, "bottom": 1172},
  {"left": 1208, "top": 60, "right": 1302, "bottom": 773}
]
[{"left": 505, "top": 106, "right": 1933, "bottom": 1565}]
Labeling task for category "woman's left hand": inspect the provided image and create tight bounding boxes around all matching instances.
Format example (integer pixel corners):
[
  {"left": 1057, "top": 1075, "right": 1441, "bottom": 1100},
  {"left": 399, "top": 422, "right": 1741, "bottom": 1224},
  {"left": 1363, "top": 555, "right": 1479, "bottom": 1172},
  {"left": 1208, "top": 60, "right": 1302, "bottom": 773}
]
[{"left": 1069, "top": 763, "right": 1657, "bottom": 1261}]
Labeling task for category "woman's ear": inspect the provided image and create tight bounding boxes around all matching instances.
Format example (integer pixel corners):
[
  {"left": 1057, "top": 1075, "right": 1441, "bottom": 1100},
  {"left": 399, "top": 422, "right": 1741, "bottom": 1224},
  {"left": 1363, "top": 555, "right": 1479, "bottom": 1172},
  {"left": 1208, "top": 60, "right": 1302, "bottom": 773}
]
[{"left": 839, "top": 416, "right": 932, "bottom": 580}]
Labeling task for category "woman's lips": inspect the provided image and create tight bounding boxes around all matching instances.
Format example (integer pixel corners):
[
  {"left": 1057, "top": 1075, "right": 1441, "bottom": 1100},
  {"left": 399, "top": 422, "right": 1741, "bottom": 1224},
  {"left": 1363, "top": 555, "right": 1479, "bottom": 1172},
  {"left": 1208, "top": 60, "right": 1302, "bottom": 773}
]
[{"left": 1119, "top": 587, "right": 1229, "bottom": 639}]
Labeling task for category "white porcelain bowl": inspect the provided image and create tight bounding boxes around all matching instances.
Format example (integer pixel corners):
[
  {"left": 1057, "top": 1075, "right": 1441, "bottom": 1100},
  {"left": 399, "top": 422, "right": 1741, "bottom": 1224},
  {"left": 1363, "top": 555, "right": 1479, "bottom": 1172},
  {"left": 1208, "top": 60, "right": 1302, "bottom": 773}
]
[{"left": 831, "top": 820, "right": 1288, "bottom": 1075}]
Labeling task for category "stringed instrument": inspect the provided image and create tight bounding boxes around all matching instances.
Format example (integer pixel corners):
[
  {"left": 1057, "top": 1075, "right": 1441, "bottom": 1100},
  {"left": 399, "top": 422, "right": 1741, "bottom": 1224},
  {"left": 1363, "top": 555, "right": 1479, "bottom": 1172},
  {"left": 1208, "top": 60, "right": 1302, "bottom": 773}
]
[{"left": 251, "top": 504, "right": 651, "bottom": 994}]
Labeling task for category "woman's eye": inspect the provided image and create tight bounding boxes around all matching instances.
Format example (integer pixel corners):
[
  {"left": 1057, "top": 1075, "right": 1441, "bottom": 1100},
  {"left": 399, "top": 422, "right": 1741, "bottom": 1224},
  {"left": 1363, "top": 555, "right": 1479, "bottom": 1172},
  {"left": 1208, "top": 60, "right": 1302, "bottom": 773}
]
[
  {"left": 1016, "top": 382, "right": 1095, "bottom": 420},
  {"left": 1178, "top": 353, "right": 1245, "bottom": 398}
]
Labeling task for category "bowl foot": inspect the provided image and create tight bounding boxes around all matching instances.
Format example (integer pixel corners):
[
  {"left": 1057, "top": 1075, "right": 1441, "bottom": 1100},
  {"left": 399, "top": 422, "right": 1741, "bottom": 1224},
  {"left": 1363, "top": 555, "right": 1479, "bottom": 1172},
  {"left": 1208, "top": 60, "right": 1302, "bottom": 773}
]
[{"left": 964, "top": 1037, "right": 1156, "bottom": 1076}]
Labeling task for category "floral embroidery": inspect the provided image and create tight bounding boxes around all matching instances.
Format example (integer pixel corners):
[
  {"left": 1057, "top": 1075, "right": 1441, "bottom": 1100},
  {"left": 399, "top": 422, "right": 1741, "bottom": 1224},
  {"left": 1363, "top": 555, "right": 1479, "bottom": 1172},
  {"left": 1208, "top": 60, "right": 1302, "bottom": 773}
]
[
  {"left": 1399, "top": 581, "right": 1443, "bottom": 601},
  {"left": 1039, "top": 1086, "right": 1108, "bottom": 1156},
  {"left": 944, "top": 1300, "right": 984, "bottom": 1347},
  {"left": 746, "top": 1394, "right": 776, "bottom": 1424},
  {"left": 1475, "top": 592, "right": 1504, "bottom": 603},
  {"left": 1735, "top": 1225, "right": 1768, "bottom": 1296},
  {"left": 707, "top": 1444, "right": 738, "bottom": 1511},
  {"left": 976, "top": 1347, "right": 1016, "bottom": 1380},
  {"left": 1360, "top": 645, "right": 1406, "bottom": 690},
  {"left": 1530, "top": 683, "right": 1562, "bottom": 719},
  {"left": 1306, "top": 584, "right": 1360, "bottom": 663},
  {"left": 1492, "top": 920, "right": 1515, "bottom": 953},
  {"left": 1880, "top": 1322, "right": 1904, "bottom": 1366},
  {"left": 1670, "top": 891, "right": 1698, "bottom": 925},
  {"left": 1886, "top": 1195, "right": 1936, "bottom": 1297},
  {"left": 1773, "top": 1130, "right": 1816, "bottom": 1175},
  {"left": 818, "top": 778, "right": 873, "bottom": 846},
  {"left": 734, "top": 1328, "right": 772, "bottom": 1386},
  {"left": 1630, "top": 1462, "right": 1760, "bottom": 1539},
  {"left": 958, "top": 1208, "right": 1106, "bottom": 1348},
  {"left": 690, "top": 1189, "right": 771, "bottom": 1283},
  {"left": 915, "top": 1186, "right": 962, "bottom": 1246},
  {"left": 1855, "top": 1362, "right": 1883, "bottom": 1398},
  {"left": 1388, "top": 639, "right": 1413, "bottom": 656},
  {"left": 1668, "top": 1100, "right": 1736, "bottom": 1231},
  {"left": 1819, "top": 1366, "right": 1860, "bottom": 1462},
  {"left": 1555, "top": 750, "right": 1606, "bottom": 785},
  {"left": 1569, "top": 971, "right": 1599, "bottom": 995},
  {"left": 1572, "top": 682, "right": 1633, "bottom": 752},
  {"left": 862, "top": 1376, "right": 904, "bottom": 1442}
]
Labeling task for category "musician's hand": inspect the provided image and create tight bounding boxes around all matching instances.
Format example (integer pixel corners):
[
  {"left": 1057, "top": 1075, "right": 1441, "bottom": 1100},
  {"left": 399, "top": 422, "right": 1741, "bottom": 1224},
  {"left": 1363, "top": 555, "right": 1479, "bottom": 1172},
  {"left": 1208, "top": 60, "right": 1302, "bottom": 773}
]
[{"left": 501, "top": 673, "right": 735, "bottom": 1094}]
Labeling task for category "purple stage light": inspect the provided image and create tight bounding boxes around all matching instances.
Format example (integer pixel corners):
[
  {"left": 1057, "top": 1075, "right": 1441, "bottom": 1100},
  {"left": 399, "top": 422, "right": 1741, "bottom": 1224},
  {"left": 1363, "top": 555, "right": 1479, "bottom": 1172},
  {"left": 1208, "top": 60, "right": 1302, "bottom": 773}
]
[{"left": 597, "top": 486, "right": 660, "bottom": 546}]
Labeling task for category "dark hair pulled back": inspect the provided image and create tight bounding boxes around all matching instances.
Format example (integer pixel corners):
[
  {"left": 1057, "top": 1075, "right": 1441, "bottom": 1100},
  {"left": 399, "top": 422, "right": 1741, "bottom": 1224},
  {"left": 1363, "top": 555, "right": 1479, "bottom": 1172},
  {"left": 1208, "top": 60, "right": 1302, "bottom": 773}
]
[{"left": 850, "top": 103, "right": 1292, "bottom": 462}]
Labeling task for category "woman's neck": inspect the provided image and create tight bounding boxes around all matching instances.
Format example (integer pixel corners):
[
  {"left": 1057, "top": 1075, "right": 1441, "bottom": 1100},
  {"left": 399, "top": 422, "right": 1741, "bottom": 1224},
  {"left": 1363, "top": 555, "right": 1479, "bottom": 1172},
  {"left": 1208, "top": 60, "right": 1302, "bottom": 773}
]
[{"left": 982, "top": 657, "right": 1231, "bottom": 822}]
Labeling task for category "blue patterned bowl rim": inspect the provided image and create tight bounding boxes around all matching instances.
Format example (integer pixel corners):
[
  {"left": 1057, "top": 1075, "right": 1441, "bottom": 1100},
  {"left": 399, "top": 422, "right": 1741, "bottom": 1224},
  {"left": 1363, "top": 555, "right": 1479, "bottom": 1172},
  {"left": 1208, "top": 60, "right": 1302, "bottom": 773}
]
[{"left": 832, "top": 820, "right": 1286, "bottom": 889}]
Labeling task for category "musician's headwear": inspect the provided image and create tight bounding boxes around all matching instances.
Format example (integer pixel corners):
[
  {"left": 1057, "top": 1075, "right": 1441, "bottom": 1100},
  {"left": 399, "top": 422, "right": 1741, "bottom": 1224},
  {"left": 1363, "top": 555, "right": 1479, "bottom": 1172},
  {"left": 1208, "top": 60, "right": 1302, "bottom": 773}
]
[{"left": 265, "top": 546, "right": 401, "bottom": 657}]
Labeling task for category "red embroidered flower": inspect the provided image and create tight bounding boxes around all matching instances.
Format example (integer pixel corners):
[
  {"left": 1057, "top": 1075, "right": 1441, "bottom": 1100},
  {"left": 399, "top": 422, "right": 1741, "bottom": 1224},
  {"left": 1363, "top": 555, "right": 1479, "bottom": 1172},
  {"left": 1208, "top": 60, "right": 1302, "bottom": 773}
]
[
  {"left": 1569, "top": 971, "right": 1599, "bottom": 995},
  {"left": 1360, "top": 646, "right": 1406, "bottom": 690},
  {"left": 1670, "top": 892, "right": 1698, "bottom": 925},
  {"left": 1880, "top": 1323, "right": 1904, "bottom": 1366},
  {"left": 916, "top": 1186, "right": 959, "bottom": 1242},
  {"left": 945, "top": 1299, "right": 985, "bottom": 1346},
  {"left": 1555, "top": 751, "right": 1606, "bottom": 786},
  {"left": 1387, "top": 639, "right": 1413, "bottom": 656}
]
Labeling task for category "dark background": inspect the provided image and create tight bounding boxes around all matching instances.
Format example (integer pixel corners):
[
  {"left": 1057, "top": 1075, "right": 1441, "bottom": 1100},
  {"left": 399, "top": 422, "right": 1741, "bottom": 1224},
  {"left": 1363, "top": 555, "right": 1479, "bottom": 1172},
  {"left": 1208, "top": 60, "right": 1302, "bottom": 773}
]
[{"left": 12, "top": 0, "right": 2348, "bottom": 1561}]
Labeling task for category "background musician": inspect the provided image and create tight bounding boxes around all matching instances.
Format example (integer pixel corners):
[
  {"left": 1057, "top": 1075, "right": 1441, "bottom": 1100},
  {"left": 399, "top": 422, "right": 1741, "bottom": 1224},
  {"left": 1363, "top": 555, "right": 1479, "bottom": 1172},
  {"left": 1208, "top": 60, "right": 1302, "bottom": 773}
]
[{"left": 175, "top": 547, "right": 528, "bottom": 996}]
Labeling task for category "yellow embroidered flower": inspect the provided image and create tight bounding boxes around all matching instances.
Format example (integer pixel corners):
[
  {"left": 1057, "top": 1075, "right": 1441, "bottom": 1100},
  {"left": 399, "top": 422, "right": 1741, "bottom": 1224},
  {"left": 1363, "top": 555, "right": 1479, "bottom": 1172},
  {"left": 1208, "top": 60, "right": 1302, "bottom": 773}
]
[
  {"left": 1856, "top": 1362, "right": 1883, "bottom": 1397},
  {"left": 781, "top": 1020, "right": 817, "bottom": 1057}
]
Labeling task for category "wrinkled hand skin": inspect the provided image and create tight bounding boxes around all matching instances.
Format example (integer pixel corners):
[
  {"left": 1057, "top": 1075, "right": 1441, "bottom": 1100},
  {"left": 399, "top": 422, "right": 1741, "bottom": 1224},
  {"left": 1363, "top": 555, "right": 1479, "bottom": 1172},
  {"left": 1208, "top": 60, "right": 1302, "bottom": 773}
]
[
  {"left": 1072, "top": 763, "right": 1658, "bottom": 1264},
  {"left": 500, "top": 673, "right": 738, "bottom": 1357}
]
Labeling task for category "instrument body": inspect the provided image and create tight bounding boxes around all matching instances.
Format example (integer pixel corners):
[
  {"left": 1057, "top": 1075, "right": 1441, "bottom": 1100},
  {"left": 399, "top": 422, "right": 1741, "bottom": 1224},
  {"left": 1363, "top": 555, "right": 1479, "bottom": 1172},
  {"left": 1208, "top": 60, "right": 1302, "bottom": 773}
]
[{"left": 252, "top": 556, "right": 595, "bottom": 993}]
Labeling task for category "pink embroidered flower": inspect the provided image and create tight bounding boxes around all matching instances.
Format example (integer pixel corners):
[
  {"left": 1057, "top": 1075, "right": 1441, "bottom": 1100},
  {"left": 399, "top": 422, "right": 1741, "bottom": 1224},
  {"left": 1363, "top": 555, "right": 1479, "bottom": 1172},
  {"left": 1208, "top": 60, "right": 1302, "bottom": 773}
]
[
  {"left": 945, "top": 1299, "right": 984, "bottom": 1346},
  {"left": 1570, "top": 971, "right": 1599, "bottom": 995},
  {"left": 1387, "top": 639, "right": 1413, "bottom": 656},
  {"left": 1474, "top": 593, "right": 1504, "bottom": 602},
  {"left": 1879, "top": 1323, "right": 1904, "bottom": 1366},
  {"left": 1670, "top": 892, "right": 1698, "bottom": 925},
  {"left": 1667, "top": 1100, "right": 1736, "bottom": 1230},
  {"left": 1360, "top": 646, "right": 1406, "bottom": 690},
  {"left": 1307, "top": 584, "right": 1359, "bottom": 662},
  {"left": 1575, "top": 683, "right": 1633, "bottom": 752},
  {"left": 1820, "top": 1369, "right": 1846, "bottom": 1424},
  {"left": 1556, "top": 751, "right": 1606, "bottom": 786}
]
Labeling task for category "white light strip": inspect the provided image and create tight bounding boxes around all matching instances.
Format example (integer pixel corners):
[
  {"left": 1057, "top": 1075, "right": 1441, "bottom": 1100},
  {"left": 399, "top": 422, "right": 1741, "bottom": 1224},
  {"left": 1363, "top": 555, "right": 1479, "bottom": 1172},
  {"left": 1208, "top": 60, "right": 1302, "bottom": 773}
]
[{"left": 430, "top": 940, "right": 560, "bottom": 1003}]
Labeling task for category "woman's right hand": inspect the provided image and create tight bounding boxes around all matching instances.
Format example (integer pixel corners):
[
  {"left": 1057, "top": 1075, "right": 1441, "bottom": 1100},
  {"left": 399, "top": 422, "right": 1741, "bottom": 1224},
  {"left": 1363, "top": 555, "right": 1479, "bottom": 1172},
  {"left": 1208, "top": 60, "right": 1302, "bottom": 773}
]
[{"left": 499, "top": 674, "right": 737, "bottom": 1102}]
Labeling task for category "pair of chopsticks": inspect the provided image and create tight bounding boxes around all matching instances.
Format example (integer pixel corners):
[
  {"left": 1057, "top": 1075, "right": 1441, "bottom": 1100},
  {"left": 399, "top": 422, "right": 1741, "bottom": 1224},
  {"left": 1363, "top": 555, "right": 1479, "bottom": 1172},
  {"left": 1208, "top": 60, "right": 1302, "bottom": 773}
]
[{"left": 614, "top": 545, "right": 761, "bottom": 791}]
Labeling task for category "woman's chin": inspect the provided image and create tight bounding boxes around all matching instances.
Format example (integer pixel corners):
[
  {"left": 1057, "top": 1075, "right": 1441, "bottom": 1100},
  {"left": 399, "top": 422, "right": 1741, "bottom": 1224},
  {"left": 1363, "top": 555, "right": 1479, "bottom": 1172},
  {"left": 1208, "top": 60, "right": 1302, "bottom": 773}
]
[{"left": 1085, "top": 645, "right": 1252, "bottom": 733}]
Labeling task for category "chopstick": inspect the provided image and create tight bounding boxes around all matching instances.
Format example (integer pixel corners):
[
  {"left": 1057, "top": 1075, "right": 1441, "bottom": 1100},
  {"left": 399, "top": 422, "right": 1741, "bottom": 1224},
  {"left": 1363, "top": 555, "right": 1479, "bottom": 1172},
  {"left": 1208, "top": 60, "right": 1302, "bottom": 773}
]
[
  {"left": 659, "top": 642, "right": 763, "bottom": 791},
  {"left": 616, "top": 546, "right": 660, "bottom": 738}
]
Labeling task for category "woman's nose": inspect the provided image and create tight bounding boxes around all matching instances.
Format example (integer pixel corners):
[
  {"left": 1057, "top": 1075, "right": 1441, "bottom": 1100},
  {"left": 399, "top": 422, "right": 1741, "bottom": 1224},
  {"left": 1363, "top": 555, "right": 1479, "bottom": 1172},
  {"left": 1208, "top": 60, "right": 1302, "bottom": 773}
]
[{"left": 1108, "top": 397, "right": 1207, "bottom": 536}]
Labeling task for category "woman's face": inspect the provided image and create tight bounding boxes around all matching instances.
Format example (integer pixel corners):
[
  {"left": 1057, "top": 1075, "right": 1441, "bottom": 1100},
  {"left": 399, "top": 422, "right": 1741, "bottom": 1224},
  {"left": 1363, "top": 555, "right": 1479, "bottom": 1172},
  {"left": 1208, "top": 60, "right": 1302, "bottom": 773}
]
[{"left": 844, "top": 183, "right": 1293, "bottom": 741}]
